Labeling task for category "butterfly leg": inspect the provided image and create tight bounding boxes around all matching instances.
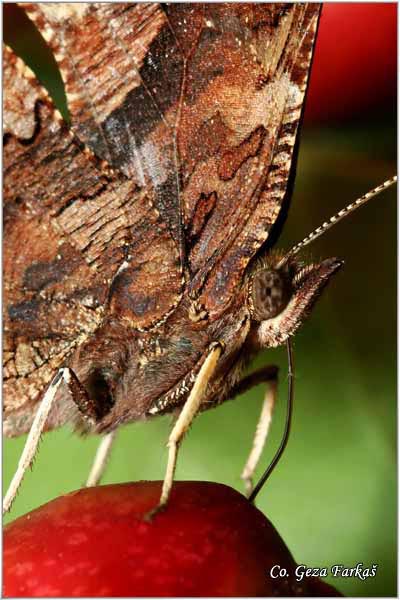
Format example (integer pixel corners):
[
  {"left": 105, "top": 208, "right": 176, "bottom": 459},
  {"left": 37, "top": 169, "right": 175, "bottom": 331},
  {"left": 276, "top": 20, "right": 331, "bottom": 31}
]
[
  {"left": 3, "top": 368, "right": 72, "bottom": 514},
  {"left": 241, "top": 376, "right": 278, "bottom": 497},
  {"left": 147, "top": 342, "right": 223, "bottom": 519},
  {"left": 86, "top": 431, "right": 117, "bottom": 487},
  {"left": 224, "top": 365, "right": 279, "bottom": 497}
]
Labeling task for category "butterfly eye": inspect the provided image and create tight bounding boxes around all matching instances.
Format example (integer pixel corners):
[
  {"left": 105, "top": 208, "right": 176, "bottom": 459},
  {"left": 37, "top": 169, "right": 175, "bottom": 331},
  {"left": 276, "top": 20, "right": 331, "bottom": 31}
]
[{"left": 250, "top": 269, "right": 291, "bottom": 321}]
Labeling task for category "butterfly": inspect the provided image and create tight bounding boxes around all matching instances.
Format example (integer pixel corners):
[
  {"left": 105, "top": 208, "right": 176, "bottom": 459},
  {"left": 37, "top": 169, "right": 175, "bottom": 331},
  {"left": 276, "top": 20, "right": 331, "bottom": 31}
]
[{"left": 3, "top": 3, "right": 396, "bottom": 516}]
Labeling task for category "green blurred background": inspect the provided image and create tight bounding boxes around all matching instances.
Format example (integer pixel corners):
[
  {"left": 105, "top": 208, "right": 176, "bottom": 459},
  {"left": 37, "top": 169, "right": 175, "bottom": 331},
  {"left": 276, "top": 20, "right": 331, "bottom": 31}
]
[{"left": 3, "top": 4, "right": 396, "bottom": 597}]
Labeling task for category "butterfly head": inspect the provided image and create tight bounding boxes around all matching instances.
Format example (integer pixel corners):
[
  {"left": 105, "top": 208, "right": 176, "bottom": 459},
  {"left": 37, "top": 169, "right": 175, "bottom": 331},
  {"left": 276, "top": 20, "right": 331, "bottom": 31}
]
[
  {"left": 247, "top": 176, "right": 396, "bottom": 348},
  {"left": 247, "top": 253, "right": 343, "bottom": 348}
]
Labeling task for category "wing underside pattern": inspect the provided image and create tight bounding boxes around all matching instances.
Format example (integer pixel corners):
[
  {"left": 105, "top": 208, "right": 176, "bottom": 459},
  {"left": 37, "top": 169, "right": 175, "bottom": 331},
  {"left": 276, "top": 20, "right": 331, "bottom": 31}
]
[
  {"left": 23, "top": 3, "right": 320, "bottom": 317},
  {"left": 4, "top": 4, "right": 320, "bottom": 434}
]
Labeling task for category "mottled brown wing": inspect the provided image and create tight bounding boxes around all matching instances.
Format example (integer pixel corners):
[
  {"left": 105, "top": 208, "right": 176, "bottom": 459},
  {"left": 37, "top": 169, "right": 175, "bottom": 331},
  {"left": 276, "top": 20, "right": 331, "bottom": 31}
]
[
  {"left": 22, "top": 2, "right": 186, "bottom": 265},
  {"left": 178, "top": 4, "right": 321, "bottom": 318},
  {"left": 22, "top": 3, "right": 320, "bottom": 320},
  {"left": 3, "top": 44, "right": 181, "bottom": 435}
]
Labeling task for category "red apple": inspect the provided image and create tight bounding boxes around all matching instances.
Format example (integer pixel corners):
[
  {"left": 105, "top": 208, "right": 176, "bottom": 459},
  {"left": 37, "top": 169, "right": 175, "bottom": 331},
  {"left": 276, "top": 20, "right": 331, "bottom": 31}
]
[
  {"left": 305, "top": 3, "right": 396, "bottom": 123},
  {"left": 4, "top": 481, "right": 341, "bottom": 597}
]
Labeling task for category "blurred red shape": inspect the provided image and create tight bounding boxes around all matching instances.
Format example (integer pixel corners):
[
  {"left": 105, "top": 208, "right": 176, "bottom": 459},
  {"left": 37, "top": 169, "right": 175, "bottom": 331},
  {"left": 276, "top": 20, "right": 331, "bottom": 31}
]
[{"left": 305, "top": 3, "right": 396, "bottom": 124}]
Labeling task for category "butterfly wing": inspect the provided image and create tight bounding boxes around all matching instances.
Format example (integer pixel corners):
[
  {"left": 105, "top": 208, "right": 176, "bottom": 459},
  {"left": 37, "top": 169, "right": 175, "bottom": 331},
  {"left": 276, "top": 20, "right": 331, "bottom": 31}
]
[
  {"left": 22, "top": 2, "right": 186, "bottom": 265},
  {"left": 23, "top": 3, "right": 320, "bottom": 320},
  {"left": 3, "top": 42, "right": 181, "bottom": 435},
  {"left": 4, "top": 44, "right": 101, "bottom": 434},
  {"left": 178, "top": 3, "right": 321, "bottom": 318}
]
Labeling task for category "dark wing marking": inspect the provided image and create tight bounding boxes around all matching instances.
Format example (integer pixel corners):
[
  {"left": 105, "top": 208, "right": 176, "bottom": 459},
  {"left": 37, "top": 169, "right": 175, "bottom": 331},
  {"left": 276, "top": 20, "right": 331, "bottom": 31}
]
[{"left": 3, "top": 44, "right": 181, "bottom": 435}]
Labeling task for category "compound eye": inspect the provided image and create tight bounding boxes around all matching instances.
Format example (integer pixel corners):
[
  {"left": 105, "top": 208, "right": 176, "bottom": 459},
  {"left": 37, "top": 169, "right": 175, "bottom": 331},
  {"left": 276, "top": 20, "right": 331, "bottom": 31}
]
[{"left": 251, "top": 269, "right": 291, "bottom": 321}]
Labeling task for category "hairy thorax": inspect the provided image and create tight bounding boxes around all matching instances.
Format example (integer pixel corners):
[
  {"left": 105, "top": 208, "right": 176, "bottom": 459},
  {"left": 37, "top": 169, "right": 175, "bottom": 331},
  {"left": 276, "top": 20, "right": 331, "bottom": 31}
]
[{"left": 66, "top": 289, "right": 251, "bottom": 433}]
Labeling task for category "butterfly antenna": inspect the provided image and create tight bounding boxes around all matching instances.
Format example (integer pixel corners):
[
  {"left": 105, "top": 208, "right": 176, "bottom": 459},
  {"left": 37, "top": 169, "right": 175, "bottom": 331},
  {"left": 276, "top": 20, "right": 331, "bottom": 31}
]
[{"left": 277, "top": 175, "right": 397, "bottom": 268}]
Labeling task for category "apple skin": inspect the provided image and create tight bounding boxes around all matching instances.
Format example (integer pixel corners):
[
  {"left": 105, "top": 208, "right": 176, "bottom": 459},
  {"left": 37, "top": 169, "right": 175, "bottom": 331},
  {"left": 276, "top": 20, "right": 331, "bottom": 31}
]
[
  {"left": 305, "top": 3, "right": 396, "bottom": 123},
  {"left": 4, "top": 481, "right": 341, "bottom": 597}
]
